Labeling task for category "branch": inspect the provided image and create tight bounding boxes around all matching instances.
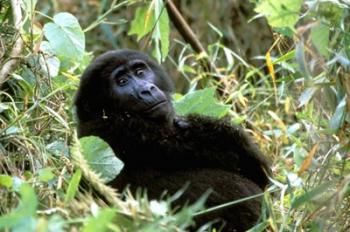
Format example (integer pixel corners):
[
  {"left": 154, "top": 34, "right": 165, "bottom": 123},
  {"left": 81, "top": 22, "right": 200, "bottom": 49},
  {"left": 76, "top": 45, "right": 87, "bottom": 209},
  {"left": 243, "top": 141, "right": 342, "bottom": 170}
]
[
  {"left": 165, "top": 0, "right": 206, "bottom": 55},
  {"left": 165, "top": 0, "right": 221, "bottom": 89},
  {"left": 0, "top": 0, "right": 24, "bottom": 87}
]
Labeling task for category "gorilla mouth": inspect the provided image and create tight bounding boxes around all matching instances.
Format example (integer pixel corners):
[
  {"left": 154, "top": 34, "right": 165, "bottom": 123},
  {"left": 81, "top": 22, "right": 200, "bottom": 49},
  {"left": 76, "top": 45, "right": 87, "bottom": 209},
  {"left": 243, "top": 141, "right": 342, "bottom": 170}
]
[{"left": 144, "top": 100, "right": 167, "bottom": 112}]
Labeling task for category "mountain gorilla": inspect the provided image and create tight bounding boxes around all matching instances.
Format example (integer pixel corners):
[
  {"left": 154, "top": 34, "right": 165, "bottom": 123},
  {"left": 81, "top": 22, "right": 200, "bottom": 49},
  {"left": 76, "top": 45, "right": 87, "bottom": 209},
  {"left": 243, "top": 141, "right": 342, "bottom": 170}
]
[{"left": 74, "top": 49, "right": 271, "bottom": 231}]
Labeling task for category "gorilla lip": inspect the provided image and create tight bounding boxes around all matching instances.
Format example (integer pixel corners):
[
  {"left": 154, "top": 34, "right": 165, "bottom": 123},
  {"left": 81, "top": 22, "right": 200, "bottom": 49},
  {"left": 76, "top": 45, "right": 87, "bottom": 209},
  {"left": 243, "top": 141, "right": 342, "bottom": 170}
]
[{"left": 144, "top": 100, "right": 166, "bottom": 112}]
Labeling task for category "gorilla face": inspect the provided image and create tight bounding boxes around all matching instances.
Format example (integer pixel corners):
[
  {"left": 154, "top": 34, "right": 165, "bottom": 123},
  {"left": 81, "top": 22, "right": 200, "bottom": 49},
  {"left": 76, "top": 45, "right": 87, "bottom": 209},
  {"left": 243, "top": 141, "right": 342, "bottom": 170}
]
[
  {"left": 75, "top": 49, "right": 175, "bottom": 123},
  {"left": 109, "top": 59, "right": 173, "bottom": 121}
]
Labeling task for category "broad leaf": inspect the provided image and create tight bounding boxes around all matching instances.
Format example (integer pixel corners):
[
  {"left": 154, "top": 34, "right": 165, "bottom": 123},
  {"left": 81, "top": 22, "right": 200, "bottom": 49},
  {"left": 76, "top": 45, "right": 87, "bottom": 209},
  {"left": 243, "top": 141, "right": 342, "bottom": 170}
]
[
  {"left": 128, "top": 6, "right": 154, "bottom": 40},
  {"left": 43, "top": 12, "right": 85, "bottom": 65},
  {"left": 80, "top": 136, "right": 124, "bottom": 182},
  {"left": 255, "top": 0, "right": 303, "bottom": 29},
  {"left": 174, "top": 88, "right": 230, "bottom": 118}
]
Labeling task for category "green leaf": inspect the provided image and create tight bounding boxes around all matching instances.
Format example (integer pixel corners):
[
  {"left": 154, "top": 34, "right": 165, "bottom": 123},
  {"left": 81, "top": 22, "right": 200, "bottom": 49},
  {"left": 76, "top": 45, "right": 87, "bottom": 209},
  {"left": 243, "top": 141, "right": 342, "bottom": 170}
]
[
  {"left": 273, "top": 50, "right": 296, "bottom": 64},
  {"left": 80, "top": 136, "right": 124, "bottom": 182},
  {"left": 291, "top": 182, "right": 332, "bottom": 209},
  {"left": 128, "top": 1, "right": 170, "bottom": 62},
  {"left": 255, "top": 0, "right": 303, "bottom": 29},
  {"left": 0, "top": 175, "right": 13, "bottom": 188},
  {"left": 154, "top": 0, "right": 170, "bottom": 61},
  {"left": 43, "top": 12, "right": 85, "bottom": 65},
  {"left": 64, "top": 169, "right": 82, "bottom": 204},
  {"left": 0, "top": 184, "right": 38, "bottom": 231},
  {"left": 38, "top": 168, "right": 55, "bottom": 182},
  {"left": 174, "top": 88, "right": 230, "bottom": 118},
  {"left": 82, "top": 208, "right": 116, "bottom": 232},
  {"left": 311, "top": 24, "right": 330, "bottom": 58},
  {"left": 17, "top": 184, "right": 38, "bottom": 216},
  {"left": 128, "top": 6, "right": 154, "bottom": 40}
]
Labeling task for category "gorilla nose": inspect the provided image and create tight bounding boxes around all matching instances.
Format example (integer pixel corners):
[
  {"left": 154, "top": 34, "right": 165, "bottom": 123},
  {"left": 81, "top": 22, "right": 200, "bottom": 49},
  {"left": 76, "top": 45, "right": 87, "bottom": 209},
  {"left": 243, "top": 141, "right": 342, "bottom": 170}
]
[{"left": 140, "top": 85, "right": 156, "bottom": 96}]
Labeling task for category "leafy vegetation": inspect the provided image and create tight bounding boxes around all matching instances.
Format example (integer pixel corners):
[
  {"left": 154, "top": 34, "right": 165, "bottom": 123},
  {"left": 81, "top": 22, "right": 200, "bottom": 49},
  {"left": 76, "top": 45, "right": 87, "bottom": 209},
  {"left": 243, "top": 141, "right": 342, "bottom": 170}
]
[{"left": 0, "top": 0, "right": 350, "bottom": 231}]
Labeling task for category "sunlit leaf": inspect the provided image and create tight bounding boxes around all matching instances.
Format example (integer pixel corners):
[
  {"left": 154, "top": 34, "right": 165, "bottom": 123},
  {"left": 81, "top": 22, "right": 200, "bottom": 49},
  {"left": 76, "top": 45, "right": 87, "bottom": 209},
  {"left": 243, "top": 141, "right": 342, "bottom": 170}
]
[
  {"left": 128, "top": 1, "right": 169, "bottom": 61},
  {"left": 0, "top": 175, "right": 13, "bottom": 188},
  {"left": 128, "top": 6, "right": 154, "bottom": 40},
  {"left": 273, "top": 50, "right": 296, "bottom": 64},
  {"left": 174, "top": 88, "right": 230, "bottom": 118},
  {"left": 38, "top": 168, "right": 55, "bottom": 182},
  {"left": 43, "top": 12, "right": 85, "bottom": 65},
  {"left": 255, "top": 0, "right": 303, "bottom": 29},
  {"left": 82, "top": 208, "right": 116, "bottom": 232},
  {"left": 156, "top": 0, "right": 170, "bottom": 61},
  {"left": 80, "top": 136, "right": 124, "bottom": 182}
]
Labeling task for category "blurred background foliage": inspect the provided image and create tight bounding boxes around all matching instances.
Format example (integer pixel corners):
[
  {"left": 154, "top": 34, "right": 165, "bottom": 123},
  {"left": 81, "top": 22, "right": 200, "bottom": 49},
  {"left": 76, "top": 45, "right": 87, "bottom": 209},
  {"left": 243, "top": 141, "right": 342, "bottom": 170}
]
[{"left": 0, "top": 0, "right": 350, "bottom": 231}]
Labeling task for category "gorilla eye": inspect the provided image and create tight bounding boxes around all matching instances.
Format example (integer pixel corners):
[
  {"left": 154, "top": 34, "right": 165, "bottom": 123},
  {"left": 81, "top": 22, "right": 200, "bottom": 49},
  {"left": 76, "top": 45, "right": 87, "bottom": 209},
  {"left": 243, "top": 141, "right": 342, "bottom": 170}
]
[
  {"left": 135, "top": 68, "right": 144, "bottom": 76},
  {"left": 116, "top": 78, "right": 128, "bottom": 86}
]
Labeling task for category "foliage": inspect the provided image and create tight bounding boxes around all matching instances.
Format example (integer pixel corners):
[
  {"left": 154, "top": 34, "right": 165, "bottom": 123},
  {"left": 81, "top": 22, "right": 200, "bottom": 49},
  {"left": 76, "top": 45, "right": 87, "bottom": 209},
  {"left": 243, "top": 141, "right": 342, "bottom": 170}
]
[
  {"left": 43, "top": 12, "right": 85, "bottom": 67},
  {"left": 80, "top": 136, "right": 123, "bottom": 182},
  {"left": 0, "top": 0, "right": 350, "bottom": 231},
  {"left": 128, "top": 0, "right": 169, "bottom": 62}
]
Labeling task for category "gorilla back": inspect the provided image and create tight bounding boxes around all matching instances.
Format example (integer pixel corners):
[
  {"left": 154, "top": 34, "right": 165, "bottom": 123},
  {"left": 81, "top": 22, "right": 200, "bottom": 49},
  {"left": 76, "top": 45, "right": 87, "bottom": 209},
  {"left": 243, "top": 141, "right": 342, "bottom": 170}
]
[{"left": 75, "top": 49, "right": 271, "bottom": 231}]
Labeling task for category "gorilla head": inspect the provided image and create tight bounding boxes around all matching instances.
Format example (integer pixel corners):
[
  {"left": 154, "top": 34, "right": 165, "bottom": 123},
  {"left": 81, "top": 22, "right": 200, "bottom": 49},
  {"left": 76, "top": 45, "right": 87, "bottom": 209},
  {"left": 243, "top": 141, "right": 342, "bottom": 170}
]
[{"left": 75, "top": 49, "right": 175, "bottom": 124}]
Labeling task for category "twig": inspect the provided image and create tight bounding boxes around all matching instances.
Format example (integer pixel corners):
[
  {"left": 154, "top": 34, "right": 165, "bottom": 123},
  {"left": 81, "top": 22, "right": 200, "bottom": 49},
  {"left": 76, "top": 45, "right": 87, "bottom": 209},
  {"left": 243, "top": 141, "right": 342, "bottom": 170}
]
[{"left": 0, "top": 0, "right": 24, "bottom": 87}]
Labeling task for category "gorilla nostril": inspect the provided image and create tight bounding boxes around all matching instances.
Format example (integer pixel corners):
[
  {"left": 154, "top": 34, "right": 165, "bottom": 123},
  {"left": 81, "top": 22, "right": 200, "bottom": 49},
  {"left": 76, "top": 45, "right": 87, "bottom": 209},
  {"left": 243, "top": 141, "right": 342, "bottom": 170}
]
[
  {"left": 140, "top": 89, "right": 151, "bottom": 95},
  {"left": 140, "top": 85, "right": 156, "bottom": 95}
]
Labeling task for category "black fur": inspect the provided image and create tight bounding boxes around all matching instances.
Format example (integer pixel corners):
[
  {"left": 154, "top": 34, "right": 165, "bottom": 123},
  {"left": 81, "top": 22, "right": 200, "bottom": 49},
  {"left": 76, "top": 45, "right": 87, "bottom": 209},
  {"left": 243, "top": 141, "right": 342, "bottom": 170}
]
[{"left": 75, "top": 49, "right": 271, "bottom": 231}]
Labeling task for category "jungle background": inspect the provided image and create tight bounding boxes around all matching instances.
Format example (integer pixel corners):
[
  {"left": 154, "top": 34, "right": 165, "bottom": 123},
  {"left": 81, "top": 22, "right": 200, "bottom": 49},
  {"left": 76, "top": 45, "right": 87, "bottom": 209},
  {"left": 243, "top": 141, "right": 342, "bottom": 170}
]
[{"left": 1, "top": 0, "right": 350, "bottom": 231}]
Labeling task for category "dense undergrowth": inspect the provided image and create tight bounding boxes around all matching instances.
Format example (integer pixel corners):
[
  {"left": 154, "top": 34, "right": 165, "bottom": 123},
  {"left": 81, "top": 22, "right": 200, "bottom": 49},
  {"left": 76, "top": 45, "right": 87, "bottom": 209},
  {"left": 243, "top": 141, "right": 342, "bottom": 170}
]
[{"left": 0, "top": 0, "right": 350, "bottom": 231}]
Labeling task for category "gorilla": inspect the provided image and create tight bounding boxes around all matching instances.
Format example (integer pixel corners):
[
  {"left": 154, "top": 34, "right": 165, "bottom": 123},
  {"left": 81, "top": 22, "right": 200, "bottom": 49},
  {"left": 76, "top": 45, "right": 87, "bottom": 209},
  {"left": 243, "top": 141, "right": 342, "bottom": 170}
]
[{"left": 74, "top": 49, "right": 271, "bottom": 231}]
